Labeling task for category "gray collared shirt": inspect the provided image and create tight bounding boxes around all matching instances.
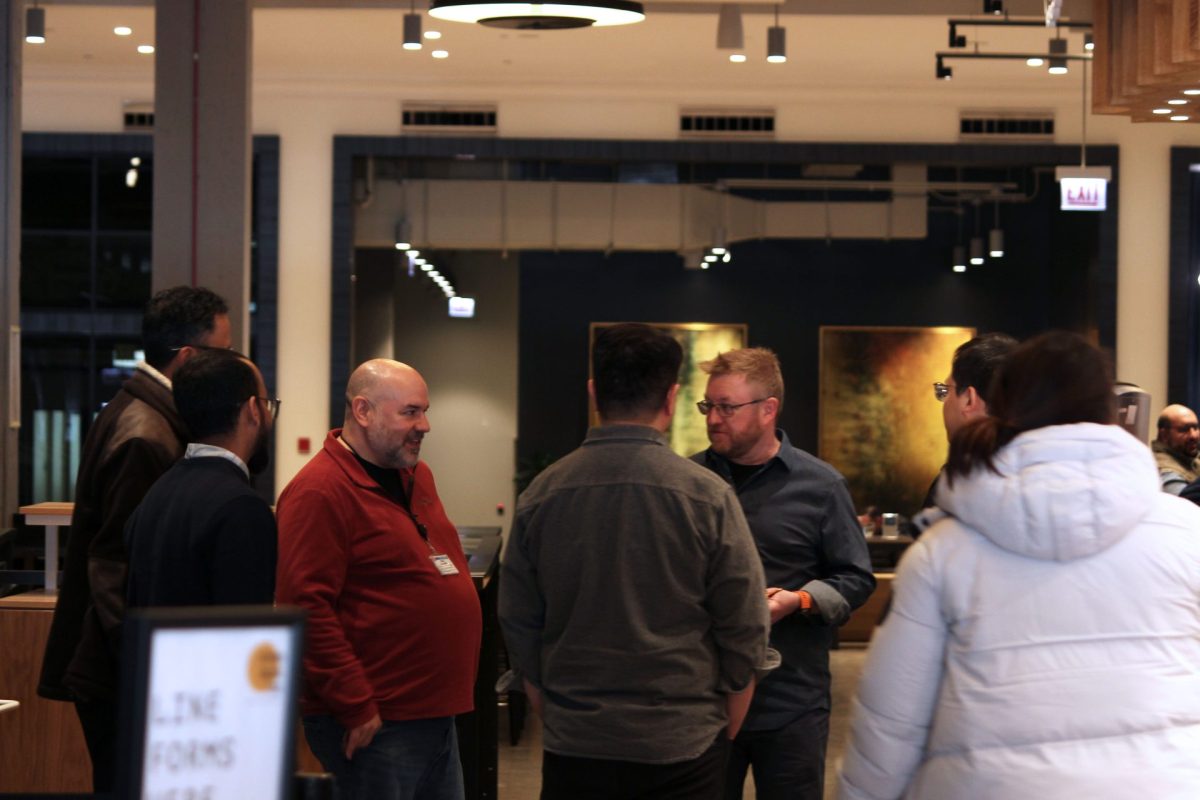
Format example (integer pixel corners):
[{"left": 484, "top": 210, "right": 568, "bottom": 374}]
[{"left": 499, "top": 423, "right": 771, "bottom": 764}]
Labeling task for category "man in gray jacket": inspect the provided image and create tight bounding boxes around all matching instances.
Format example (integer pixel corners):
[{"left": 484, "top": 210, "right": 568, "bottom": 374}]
[{"left": 499, "top": 323, "right": 772, "bottom": 800}]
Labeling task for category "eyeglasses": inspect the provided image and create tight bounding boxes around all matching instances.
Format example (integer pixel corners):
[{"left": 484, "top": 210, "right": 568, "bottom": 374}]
[
  {"left": 696, "top": 398, "right": 770, "bottom": 417},
  {"left": 933, "top": 382, "right": 950, "bottom": 402},
  {"left": 256, "top": 396, "right": 281, "bottom": 420}
]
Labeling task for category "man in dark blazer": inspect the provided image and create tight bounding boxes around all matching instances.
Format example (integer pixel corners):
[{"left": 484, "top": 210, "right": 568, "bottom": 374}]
[
  {"left": 124, "top": 348, "right": 278, "bottom": 609},
  {"left": 38, "top": 286, "right": 230, "bottom": 793}
]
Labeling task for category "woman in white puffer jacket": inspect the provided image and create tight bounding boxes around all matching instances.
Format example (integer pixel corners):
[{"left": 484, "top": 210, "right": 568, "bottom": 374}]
[{"left": 838, "top": 331, "right": 1200, "bottom": 800}]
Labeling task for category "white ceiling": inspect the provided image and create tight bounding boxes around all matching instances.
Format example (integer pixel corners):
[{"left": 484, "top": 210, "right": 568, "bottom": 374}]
[{"left": 22, "top": 1, "right": 1096, "bottom": 99}]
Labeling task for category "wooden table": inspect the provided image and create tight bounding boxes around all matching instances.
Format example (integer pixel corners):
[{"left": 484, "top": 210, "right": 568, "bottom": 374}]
[{"left": 18, "top": 502, "right": 74, "bottom": 592}]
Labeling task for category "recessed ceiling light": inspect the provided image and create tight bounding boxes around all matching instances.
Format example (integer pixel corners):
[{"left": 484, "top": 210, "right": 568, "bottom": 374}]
[
  {"left": 1169, "top": 99, "right": 1188, "bottom": 105},
  {"left": 1171, "top": 115, "right": 1190, "bottom": 121},
  {"left": 114, "top": 26, "right": 133, "bottom": 36},
  {"left": 137, "top": 44, "right": 155, "bottom": 54},
  {"left": 432, "top": 49, "right": 449, "bottom": 58},
  {"left": 1026, "top": 57, "right": 1044, "bottom": 67},
  {"left": 1185, "top": 89, "right": 1200, "bottom": 96},
  {"left": 424, "top": 30, "right": 443, "bottom": 39},
  {"left": 1153, "top": 108, "right": 1172, "bottom": 114},
  {"left": 729, "top": 53, "right": 746, "bottom": 63}
]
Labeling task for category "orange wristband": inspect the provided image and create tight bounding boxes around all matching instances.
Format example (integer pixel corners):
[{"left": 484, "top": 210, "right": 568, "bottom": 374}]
[{"left": 797, "top": 590, "right": 812, "bottom": 612}]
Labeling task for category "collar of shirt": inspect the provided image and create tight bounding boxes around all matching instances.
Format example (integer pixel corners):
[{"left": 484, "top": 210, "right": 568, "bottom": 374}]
[
  {"left": 136, "top": 360, "right": 172, "bottom": 391},
  {"left": 185, "top": 442, "right": 249, "bottom": 479},
  {"left": 583, "top": 423, "right": 669, "bottom": 447},
  {"left": 705, "top": 428, "right": 800, "bottom": 478}
]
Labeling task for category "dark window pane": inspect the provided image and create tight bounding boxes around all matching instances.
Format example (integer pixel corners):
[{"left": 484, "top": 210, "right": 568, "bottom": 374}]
[
  {"left": 97, "top": 155, "right": 153, "bottom": 231},
  {"left": 21, "top": 233, "right": 91, "bottom": 308},
  {"left": 23, "top": 157, "right": 92, "bottom": 230},
  {"left": 96, "top": 234, "right": 152, "bottom": 308}
]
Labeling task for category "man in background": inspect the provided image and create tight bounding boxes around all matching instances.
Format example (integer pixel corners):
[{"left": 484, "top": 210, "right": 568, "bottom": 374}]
[
  {"left": 1152, "top": 403, "right": 1200, "bottom": 495},
  {"left": 501, "top": 323, "right": 771, "bottom": 800},
  {"left": 38, "top": 286, "right": 230, "bottom": 792},
  {"left": 694, "top": 347, "right": 874, "bottom": 800},
  {"left": 276, "top": 359, "right": 481, "bottom": 800},
  {"left": 125, "top": 348, "right": 277, "bottom": 608}
]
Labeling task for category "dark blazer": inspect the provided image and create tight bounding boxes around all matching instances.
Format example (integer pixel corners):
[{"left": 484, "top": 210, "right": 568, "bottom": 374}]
[
  {"left": 39, "top": 369, "right": 190, "bottom": 702},
  {"left": 125, "top": 456, "right": 276, "bottom": 608}
]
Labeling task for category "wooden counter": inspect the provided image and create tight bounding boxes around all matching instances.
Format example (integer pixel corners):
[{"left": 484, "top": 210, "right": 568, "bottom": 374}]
[{"left": 0, "top": 590, "right": 92, "bottom": 793}]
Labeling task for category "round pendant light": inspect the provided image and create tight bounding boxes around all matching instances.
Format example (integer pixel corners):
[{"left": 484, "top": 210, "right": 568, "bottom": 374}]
[{"left": 428, "top": 0, "right": 645, "bottom": 29}]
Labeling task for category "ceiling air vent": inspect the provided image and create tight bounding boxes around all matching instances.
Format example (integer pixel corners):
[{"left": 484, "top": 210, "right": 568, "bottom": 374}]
[
  {"left": 959, "top": 110, "right": 1054, "bottom": 141},
  {"left": 680, "top": 108, "right": 775, "bottom": 139},
  {"left": 123, "top": 102, "right": 154, "bottom": 131},
  {"left": 401, "top": 104, "right": 497, "bottom": 136}
]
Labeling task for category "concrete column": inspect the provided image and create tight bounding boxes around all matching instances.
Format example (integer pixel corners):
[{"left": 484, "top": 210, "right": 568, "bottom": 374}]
[
  {"left": 1, "top": 0, "right": 23, "bottom": 524},
  {"left": 153, "top": 0, "right": 252, "bottom": 352}
]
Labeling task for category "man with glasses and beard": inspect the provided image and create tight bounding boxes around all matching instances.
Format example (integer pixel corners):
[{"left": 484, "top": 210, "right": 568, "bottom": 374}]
[
  {"left": 693, "top": 347, "right": 874, "bottom": 800},
  {"left": 124, "top": 348, "right": 278, "bottom": 608},
  {"left": 1152, "top": 404, "right": 1200, "bottom": 495}
]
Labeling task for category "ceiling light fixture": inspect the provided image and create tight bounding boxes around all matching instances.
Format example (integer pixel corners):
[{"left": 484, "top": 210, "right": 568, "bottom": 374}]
[
  {"left": 989, "top": 203, "right": 1004, "bottom": 258},
  {"left": 1084, "top": 32, "right": 1094, "bottom": 51},
  {"left": 936, "top": 56, "right": 952, "bottom": 80},
  {"left": 1171, "top": 115, "right": 1190, "bottom": 121},
  {"left": 26, "top": 4, "right": 46, "bottom": 45},
  {"left": 983, "top": 0, "right": 1003, "bottom": 15},
  {"left": 114, "top": 26, "right": 133, "bottom": 37},
  {"left": 1186, "top": 89, "right": 1200, "bottom": 96},
  {"left": 404, "top": 3, "right": 423, "bottom": 50},
  {"left": 1168, "top": 99, "right": 1187, "bottom": 105},
  {"left": 1048, "top": 37, "right": 1068, "bottom": 75},
  {"left": 716, "top": 4, "right": 745, "bottom": 63},
  {"left": 1153, "top": 108, "right": 1172, "bottom": 114},
  {"left": 969, "top": 236, "right": 985, "bottom": 265},
  {"left": 425, "top": 30, "right": 443, "bottom": 39},
  {"left": 767, "top": 7, "right": 786, "bottom": 64},
  {"left": 432, "top": 49, "right": 449, "bottom": 58},
  {"left": 394, "top": 220, "right": 412, "bottom": 251},
  {"left": 137, "top": 44, "right": 155, "bottom": 54},
  {"left": 1026, "top": 57, "right": 1044, "bottom": 67},
  {"left": 428, "top": 0, "right": 644, "bottom": 30},
  {"left": 952, "top": 245, "right": 967, "bottom": 273}
]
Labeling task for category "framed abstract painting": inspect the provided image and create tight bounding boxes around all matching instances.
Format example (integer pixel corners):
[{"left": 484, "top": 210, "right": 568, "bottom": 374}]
[{"left": 818, "top": 325, "right": 975, "bottom": 515}]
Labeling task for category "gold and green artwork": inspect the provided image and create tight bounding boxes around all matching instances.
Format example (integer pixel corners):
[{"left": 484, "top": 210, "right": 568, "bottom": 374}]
[{"left": 819, "top": 326, "right": 974, "bottom": 515}]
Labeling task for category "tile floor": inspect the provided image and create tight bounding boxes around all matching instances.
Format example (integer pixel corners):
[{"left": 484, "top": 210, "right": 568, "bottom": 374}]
[{"left": 496, "top": 645, "right": 869, "bottom": 799}]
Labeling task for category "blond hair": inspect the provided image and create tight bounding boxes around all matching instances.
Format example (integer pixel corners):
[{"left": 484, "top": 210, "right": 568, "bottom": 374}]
[{"left": 700, "top": 347, "right": 784, "bottom": 410}]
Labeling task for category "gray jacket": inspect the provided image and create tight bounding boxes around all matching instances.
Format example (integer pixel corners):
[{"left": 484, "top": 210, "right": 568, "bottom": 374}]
[{"left": 499, "top": 424, "right": 771, "bottom": 764}]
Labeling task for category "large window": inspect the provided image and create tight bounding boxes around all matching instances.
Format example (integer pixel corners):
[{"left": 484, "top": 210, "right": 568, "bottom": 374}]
[{"left": 19, "top": 134, "right": 279, "bottom": 506}]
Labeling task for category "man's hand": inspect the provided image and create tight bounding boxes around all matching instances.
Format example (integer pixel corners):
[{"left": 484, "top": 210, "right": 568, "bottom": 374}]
[
  {"left": 523, "top": 678, "right": 544, "bottom": 719},
  {"left": 343, "top": 713, "right": 382, "bottom": 760},
  {"left": 766, "top": 587, "right": 803, "bottom": 624}
]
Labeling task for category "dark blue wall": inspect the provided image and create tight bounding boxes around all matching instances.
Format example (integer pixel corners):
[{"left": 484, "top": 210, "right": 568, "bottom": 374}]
[{"left": 517, "top": 191, "right": 1107, "bottom": 465}]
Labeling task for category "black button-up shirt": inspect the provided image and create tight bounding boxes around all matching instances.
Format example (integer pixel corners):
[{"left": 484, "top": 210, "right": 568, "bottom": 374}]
[{"left": 695, "top": 429, "right": 875, "bottom": 729}]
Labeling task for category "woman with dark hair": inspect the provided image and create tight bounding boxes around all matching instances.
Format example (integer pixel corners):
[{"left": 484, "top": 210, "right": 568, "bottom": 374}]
[{"left": 838, "top": 331, "right": 1200, "bottom": 800}]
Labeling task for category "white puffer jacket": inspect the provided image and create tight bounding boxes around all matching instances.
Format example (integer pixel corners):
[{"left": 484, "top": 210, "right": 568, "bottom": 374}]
[{"left": 838, "top": 423, "right": 1200, "bottom": 800}]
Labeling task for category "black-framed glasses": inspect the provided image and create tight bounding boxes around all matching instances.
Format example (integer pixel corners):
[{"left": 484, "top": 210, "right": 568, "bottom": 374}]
[
  {"left": 256, "top": 396, "right": 281, "bottom": 420},
  {"left": 696, "top": 398, "right": 770, "bottom": 417},
  {"left": 933, "top": 382, "right": 950, "bottom": 402}
]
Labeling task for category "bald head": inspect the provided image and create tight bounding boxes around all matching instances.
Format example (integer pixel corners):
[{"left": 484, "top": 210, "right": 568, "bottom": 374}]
[
  {"left": 342, "top": 359, "right": 431, "bottom": 469},
  {"left": 1157, "top": 403, "right": 1200, "bottom": 459}
]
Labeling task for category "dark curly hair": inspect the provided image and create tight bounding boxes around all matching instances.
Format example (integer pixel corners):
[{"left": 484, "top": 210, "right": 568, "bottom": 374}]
[{"left": 142, "top": 286, "right": 228, "bottom": 369}]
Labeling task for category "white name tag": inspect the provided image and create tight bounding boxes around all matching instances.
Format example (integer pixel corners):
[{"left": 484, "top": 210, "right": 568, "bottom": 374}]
[{"left": 430, "top": 554, "right": 460, "bottom": 576}]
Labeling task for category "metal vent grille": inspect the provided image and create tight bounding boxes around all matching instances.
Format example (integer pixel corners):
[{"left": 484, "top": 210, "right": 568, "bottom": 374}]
[
  {"left": 123, "top": 103, "right": 154, "bottom": 131},
  {"left": 959, "top": 111, "right": 1054, "bottom": 141},
  {"left": 401, "top": 104, "right": 497, "bottom": 135},
  {"left": 680, "top": 108, "right": 775, "bottom": 139}
]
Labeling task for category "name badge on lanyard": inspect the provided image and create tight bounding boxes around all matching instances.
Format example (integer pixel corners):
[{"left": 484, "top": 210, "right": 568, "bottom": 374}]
[{"left": 430, "top": 553, "right": 460, "bottom": 576}]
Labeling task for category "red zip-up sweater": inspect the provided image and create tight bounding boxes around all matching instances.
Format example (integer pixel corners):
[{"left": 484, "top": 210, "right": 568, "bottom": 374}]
[{"left": 276, "top": 430, "right": 481, "bottom": 729}]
